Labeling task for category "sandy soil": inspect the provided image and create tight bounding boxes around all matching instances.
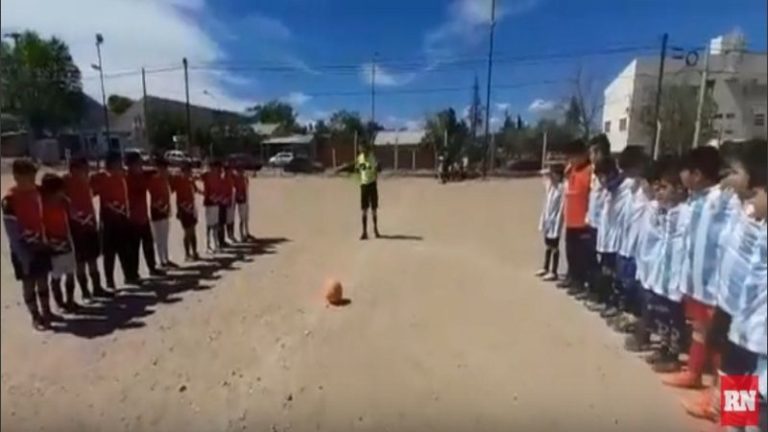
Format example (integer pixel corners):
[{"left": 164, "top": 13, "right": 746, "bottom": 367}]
[{"left": 1, "top": 175, "right": 709, "bottom": 432}]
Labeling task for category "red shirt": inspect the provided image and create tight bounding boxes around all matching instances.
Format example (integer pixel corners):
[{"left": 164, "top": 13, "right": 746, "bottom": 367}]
[
  {"left": 92, "top": 171, "right": 129, "bottom": 218},
  {"left": 126, "top": 171, "right": 150, "bottom": 224},
  {"left": 564, "top": 162, "right": 592, "bottom": 228},
  {"left": 148, "top": 174, "right": 171, "bottom": 219},
  {"left": 201, "top": 171, "right": 223, "bottom": 205},
  {"left": 233, "top": 172, "right": 248, "bottom": 203},
  {"left": 64, "top": 173, "right": 97, "bottom": 229},
  {"left": 42, "top": 199, "right": 72, "bottom": 253},
  {"left": 170, "top": 174, "right": 196, "bottom": 213},
  {"left": 222, "top": 171, "right": 235, "bottom": 205},
  {"left": 2, "top": 186, "right": 45, "bottom": 248}
]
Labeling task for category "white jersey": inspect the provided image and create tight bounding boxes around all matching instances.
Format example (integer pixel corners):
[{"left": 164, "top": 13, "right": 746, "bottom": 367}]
[
  {"left": 635, "top": 200, "right": 663, "bottom": 290},
  {"left": 647, "top": 203, "right": 690, "bottom": 301},
  {"left": 538, "top": 181, "right": 565, "bottom": 240},
  {"left": 596, "top": 177, "right": 636, "bottom": 254}
]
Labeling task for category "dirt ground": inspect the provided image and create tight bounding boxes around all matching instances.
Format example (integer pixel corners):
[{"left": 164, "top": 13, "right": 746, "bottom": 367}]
[{"left": 1, "top": 175, "right": 711, "bottom": 432}]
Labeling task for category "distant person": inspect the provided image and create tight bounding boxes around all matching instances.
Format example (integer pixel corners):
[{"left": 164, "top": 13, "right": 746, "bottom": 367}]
[
  {"left": 560, "top": 139, "right": 592, "bottom": 294},
  {"left": 40, "top": 173, "right": 77, "bottom": 314},
  {"left": 91, "top": 152, "right": 129, "bottom": 293},
  {"left": 125, "top": 152, "right": 162, "bottom": 282},
  {"left": 64, "top": 156, "right": 102, "bottom": 301},
  {"left": 223, "top": 163, "right": 237, "bottom": 243},
  {"left": 536, "top": 163, "right": 565, "bottom": 281},
  {"left": 2, "top": 159, "right": 54, "bottom": 330},
  {"left": 171, "top": 161, "right": 200, "bottom": 260},
  {"left": 148, "top": 157, "right": 176, "bottom": 268},
  {"left": 201, "top": 159, "right": 224, "bottom": 251},
  {"left": 233, "top": 164, "right": 252, "bottom": 241},
  {"left": 356, "top": 144, "right": 381, "bottom": 240}
]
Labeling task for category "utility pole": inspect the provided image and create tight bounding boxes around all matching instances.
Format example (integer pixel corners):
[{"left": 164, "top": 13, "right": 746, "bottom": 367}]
[
  {"left": 692, "top": 45, "right": 711, "bottom": 149},
  {"left": 482, "top": 0, "right": 497, "bottom": 176},
  {"left": 651, "top": 33, "right": 668, "bottom": 160},
  {"left": 183, "top": 57, "right": 192, "bottom": 153},
  {"left": 94, "top": 33, "right": 111, "bottom": 156},
  {"left": 142, "top": 67, "right": 149, "bottom": 149}
]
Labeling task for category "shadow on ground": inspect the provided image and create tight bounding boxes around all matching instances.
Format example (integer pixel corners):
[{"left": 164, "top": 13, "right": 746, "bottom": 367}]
[
  {"left": 376, "top": 234, "right": 423, "bottom": 241},
  {"left": 50, "top": 237, "right": 290, "bottom": 339}
]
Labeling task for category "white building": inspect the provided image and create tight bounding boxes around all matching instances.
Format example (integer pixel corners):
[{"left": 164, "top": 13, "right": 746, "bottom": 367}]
[{"left": 602, "top": 31, "right": 767, "bottom": 153}]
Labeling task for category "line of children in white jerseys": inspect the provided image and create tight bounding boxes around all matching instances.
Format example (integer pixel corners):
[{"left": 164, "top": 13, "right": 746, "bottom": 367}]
[{"left": 538, "top": 138, "right": 767, "bottom": 429}]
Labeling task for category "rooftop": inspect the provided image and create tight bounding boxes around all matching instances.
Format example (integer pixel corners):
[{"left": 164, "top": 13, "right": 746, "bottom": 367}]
[
  {"left": 262, "top": 134, "right": 314, "bottom": 145},
  {"left": 374, "top": 130, "right": 427, "bottom": 146}
]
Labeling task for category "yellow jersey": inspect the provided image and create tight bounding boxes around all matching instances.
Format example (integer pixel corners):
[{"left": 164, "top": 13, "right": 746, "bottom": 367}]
[{"left": 357, "top": 152, "right": 378, "bottom": 185}]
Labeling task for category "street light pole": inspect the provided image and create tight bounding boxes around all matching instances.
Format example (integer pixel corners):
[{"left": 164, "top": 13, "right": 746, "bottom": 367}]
[
  {"left": 94, "top": 33, "right": 112, "bottom": 157},
  {"left": 482, "top": 0, "right": 497, "bottom": 177},
  {"left": 203, "top": 89, "right": 219, "bottom": 158}
]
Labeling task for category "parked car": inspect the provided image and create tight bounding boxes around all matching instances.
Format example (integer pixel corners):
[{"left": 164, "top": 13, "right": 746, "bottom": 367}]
[
  {"left": 124, "top": 148, "right": 151, "bottom": 165},
  {"left": 164, "top": 150, "right": 201, "bottom": 168},
  {"left": 226, "top": 153, "right": 263, "bottom": 171},
  {"left": 268, "top": 151, "right": 294, "bottom": 167},
  {"left": 283, "top": 156, "right": 323, "bottom": 174}
]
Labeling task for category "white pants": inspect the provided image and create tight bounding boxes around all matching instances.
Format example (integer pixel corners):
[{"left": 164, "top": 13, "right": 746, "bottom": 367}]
[
  {"left": 51, "top": 252, "right": 76, "bottom": 279},
  {"left": 226, "top": 204, "right": 235, "bottom": 224},
  {"left": 205, "top": 206, "right": 219, "bottom": 228},
  {"left": 151, "top": 218, "right": 170, "bottom": 263},
  {"left": 237, "top": 202, "right": 249, "bottom": 224}
]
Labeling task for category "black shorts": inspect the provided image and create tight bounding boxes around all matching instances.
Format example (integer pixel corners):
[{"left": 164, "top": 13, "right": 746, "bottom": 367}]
[
  {"left": 360, "top": 182, "right": 379, "bottom": 211},
  {"left": 544, "top": 237, "right": 559, "bottom": 248},
  {"left": 721, "top": 339, "right": 758, "bottom": 376},
  {"left": 177, "top": 209, "right": 197, "bottom": 230},
  {"left": 71, "top": 223, "right": 101, "bottom": 262},
  {"left": 11, "top": 251, "right": 51, "bottom": 281}
]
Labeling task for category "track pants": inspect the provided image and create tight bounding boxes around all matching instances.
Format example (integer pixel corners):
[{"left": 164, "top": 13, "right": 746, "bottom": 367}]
[
  {"left": 565, "top": 227, "right": 590, "bottom": 286},
  {"left": 127, "top": 222, "right": 156, "bottom": 277},
  {"left": 151, "top": 218, "right": 170, "bottom": 264},
  {"left": 101, "top": 213, "right": 131, "bottom": 286}
]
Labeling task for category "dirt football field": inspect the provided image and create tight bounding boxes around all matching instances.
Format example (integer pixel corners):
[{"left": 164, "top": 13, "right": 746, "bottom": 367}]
[{"left": 1, "top": 175, "right": 714, "bottom": 432}]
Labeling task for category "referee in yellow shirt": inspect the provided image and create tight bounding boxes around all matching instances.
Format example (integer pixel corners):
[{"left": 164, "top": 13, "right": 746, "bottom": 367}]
[{"left": 357, "top": 144, "right": 381, "bottom": 240}]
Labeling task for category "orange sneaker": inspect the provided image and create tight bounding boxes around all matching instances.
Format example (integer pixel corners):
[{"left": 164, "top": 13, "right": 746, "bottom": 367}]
[
  {"left": 662, "top": 371, "right": 703, "bottom": 389},
  {"left": 681, "top": 392, "right": 718, "bottom": 423}
]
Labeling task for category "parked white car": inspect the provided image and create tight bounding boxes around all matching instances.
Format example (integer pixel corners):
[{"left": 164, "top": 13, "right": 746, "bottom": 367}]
[
  {"left": 164, "top": 150, "right": 192, "bottom": 167},
  {"left": 268, "top": 151, "right": 294, "bottom": 167}
]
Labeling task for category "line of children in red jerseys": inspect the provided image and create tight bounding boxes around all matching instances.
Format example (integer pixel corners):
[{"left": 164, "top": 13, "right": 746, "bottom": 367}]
[
  {"left": 2, "top": 152, "right": 252, "bottom": 331},
  {"left": 539, "top": 136, "right": 767, "bottom": 430}
]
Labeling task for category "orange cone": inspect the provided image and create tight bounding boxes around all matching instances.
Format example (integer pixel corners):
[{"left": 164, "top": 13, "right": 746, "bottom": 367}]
[{"left": 323, "top": 278, "right": 344, "bottom": 306}]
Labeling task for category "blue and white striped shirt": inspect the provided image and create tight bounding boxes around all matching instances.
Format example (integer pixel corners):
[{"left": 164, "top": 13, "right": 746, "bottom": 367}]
[
  {"left": 679, "top": 185, "right": 741, "bottom": 305},
  {"left": 596, "top": 177, "right": 636, "bottom": 254},
  {"left": 727, "top": 220, "right": 767, "bottom": 356},
  {"left": 717, "top": 203, "right": 757, "bottom": 315},
  {"left": 587, "top": 174, "right": 604, "bottom": 228},
  {"left": 635, "top": 200, "right": 663, "bottom": 290},
  {"left": 538, "top": 181, "right": 565, "bottom": 240},
  {"left": 758, "top": 356, "right": 767, "bottom": 398},
  {"left": 648, "top": 203, "right": 691, "bottom": 301},
  {"left": 619, "top": 182, "right": 647, "bottom": 258}
]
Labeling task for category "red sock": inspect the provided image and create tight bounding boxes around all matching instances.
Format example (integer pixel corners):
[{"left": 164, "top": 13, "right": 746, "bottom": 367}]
[{"left": 688, "top": 340, "right": 706, "bottom": 377}]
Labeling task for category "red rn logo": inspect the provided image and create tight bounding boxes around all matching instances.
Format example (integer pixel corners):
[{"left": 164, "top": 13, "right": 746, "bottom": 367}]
[{"left": 721, "top": 375, "right": 760, "bottom": 427}]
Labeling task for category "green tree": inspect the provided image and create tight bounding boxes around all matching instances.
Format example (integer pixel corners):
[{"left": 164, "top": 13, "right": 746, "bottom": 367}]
[
  {"left": 639, "top": 83, "right": 718, "bottom": 155},
  {"left": 246, "top": 100, "right": 297, "bottom": 132},
  {"left": 107, "top": 94, "right": 133, "bottom": 115},
  {"left": 329, "top": 110, "right": 365, "bottom": 136},
  {"left": 147, "top": 111, "right": 186, "bottom": 151},
  {"left": 0, "top": 30, "right": 84, "bottom": 136},
  {"left": 422, "top": 108, "right": 469, "bottom": 164}
]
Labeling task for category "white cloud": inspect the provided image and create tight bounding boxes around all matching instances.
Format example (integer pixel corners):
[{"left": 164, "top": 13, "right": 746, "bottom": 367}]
[
  {"left": 404, "top": 119, "right": 425, "bottom": 130},
  {"left": 383, "top": 116, "right": 423, "bottom": 130},
  {"left": 495, "top": 102, "right": 510, "bottom": 112},
  {"left": 359, "top": 63, "right": 415, "bottom": 87},
  {"left": 424, "top": 0, "right": 539, "bottom": 63},
  {"left": 528, "top": 98, "right": 558, "bottom": 113},
  {"left": 283, "top": 91, "right": 311, "bottom": 107},
  {"left": 243, "top": 12, "right": 292, "bottom": 40},
  {"left": 1, "top": 0, "right": 255, "bottom": 112}
]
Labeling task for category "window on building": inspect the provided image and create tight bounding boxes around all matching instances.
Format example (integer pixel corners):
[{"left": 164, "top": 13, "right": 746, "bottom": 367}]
[
  {"left": 724, "top": 129, "right": 734, "bottom": 135},
  {"left": 619, "top": 118, "right": 627, "bottom": 132},
  {"left": 604, "top": 121, "right": 611, "bottom": 133},
  {"left": 725, "top": 113, "right": 736, "bottom": 119},
  {"left": 755, "top": 113, "right": 766, "bottom": 127},
  {"left": 713, "top": 113, "right": 723, "bottom": 119}
]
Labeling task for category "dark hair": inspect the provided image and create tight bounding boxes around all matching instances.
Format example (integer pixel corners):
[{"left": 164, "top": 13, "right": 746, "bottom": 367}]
[
  {"left": 588, "top": 134, "right": 611, "bottom": 156},
  {"left": 154, "top": 156, "right": 169, "bottom": 168},
  {"left": 563, "top": 138, "right": 587, "bottom": 155},
  {"left": 40, "top": 173, "right": 65, "bottom": 196},
  {"left": 209, "top": 159, "right": 222, "bottom": 168},
  {"left": 655, "top": 155, "right": 683, "bottom": 187},
  {"left": 618, "top": 145, "right": 648, "bottom": 172},
  {"left": 642, "top": 159, "right": 661, "bottom": 183},
  {"left": 12, "top": 158, "right": 38, "bottom": 177},
  {"left": 105, "top": 152, "right": 123, "bottom": 169},
  {"left": 181, "top": 160, "right": 192, "bottom": 171},
  {"left": 69, "top": 156, "right": 89, "bottom": 170},
  {"left": 741, "top": 139, "right": 768, "bottom": 189},
  {"left": 549, "top": 163, "right": 566, "bottom": 178},
  {"left": 594, "top": 156, "right": 618, "bottom": 177},
  {"left": 683, "top": 146, "right": 721, "bottom": 182},
  {"left": 125, "top": 151, "right": 142, "bottom": 167}
]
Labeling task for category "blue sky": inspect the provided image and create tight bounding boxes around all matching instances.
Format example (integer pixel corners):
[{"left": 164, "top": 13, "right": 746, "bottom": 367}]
[{"left": 2, "top": 0, "right": 766, "bottom": 129}]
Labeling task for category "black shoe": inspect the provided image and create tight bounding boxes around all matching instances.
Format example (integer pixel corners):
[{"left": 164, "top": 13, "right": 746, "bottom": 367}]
[
  {"left": 556, "top": 279, "right": 572, "bottom": 289},
  {"left": 374, "top": 230, "right": 381, "bottom": 238},
  {"left": 93, "top": 287, "right": 116, "bottom": 298},
  {"left": 63, "top": 300, "right": 81, "bottom": 313},
  {"left": 360, "top": 232, "right": 368, "bottom": 240},
  {"left": 573, "top": 291, "right": 590, "bottom": 301},
  {"left": 566, "top": 285, "right": 583, "bottom": 295},
  {"left": 600, "top": 306, "right": 619, "bottom": 319},
  {"left": 624, "top": 334, "right": 652, "bottom": 352},
  {"left": 124, "top": 277, "right": 142, "bottom": 286},
  {"left": 32, "top": 316, "right": 49, "bottom": 331},
  {"left": 165, "top": 261, "right": 179, "bottom": 268},
  {"left": 149, "top": 268, "right": 165, "bottom": 277}
]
